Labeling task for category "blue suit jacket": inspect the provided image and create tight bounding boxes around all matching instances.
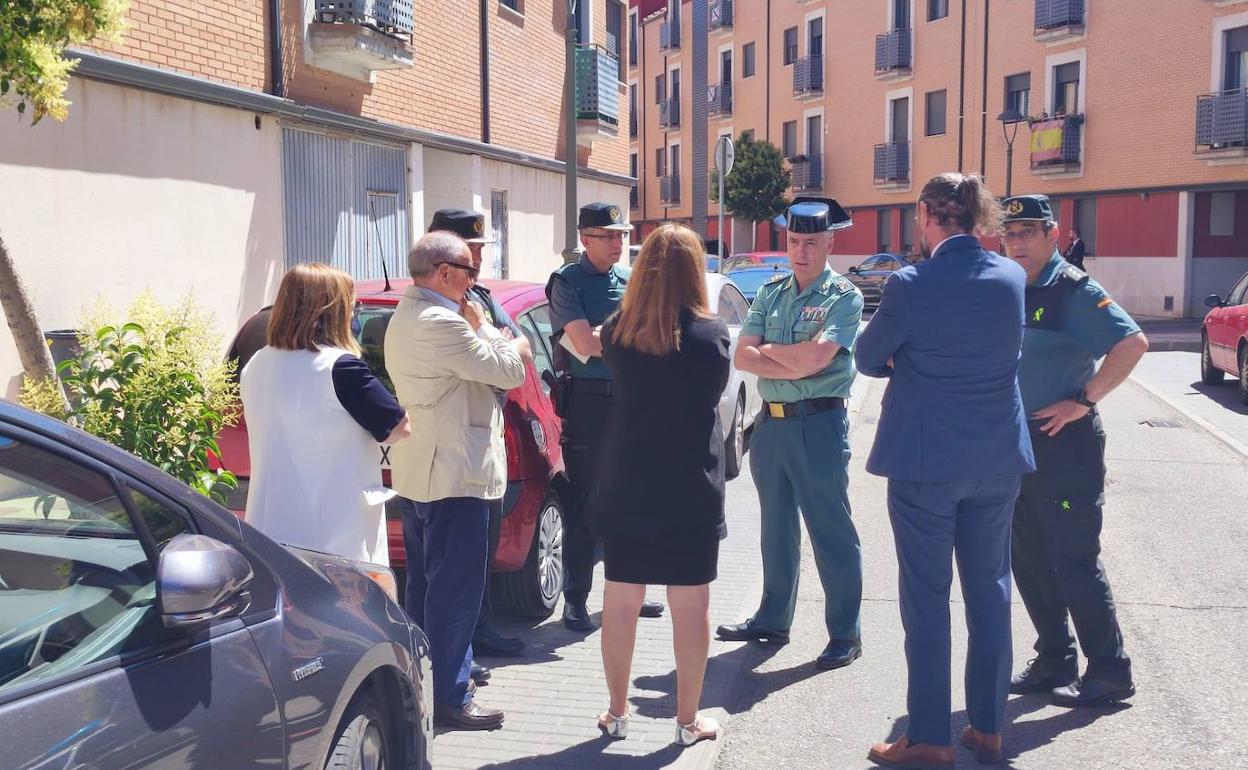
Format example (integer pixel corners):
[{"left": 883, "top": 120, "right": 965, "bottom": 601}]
[{"left": 855, "top": 234, "right": 1035, "bottom": 482}]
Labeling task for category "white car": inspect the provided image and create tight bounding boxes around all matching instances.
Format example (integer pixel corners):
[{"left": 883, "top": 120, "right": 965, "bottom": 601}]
[{"left": 705, "top": 272, "right": 765, "bottom": 479}]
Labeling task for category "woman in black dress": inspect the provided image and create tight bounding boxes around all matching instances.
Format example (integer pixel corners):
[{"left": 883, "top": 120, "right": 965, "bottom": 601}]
[{"left": 594, "top": 224, "right": 731, "bottom": 747}]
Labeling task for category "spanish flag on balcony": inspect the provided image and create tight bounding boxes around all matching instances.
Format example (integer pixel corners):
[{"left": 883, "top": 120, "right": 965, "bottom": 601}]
[{"left": 1030, "top": 119, "right": 1065, "bottom": 163}]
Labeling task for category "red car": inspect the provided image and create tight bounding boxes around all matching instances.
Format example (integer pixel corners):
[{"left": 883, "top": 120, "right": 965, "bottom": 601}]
[
  {"left": 1201, "top": 269, "right": 1248, "bottom": 404},
  {"left": 218, "top": 279, "right": 567, "bottom": 618}
]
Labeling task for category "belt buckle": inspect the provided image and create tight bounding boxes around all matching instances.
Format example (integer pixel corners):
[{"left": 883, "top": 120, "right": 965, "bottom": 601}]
[{"left": 768, "top": 402, "right": 786, "bottom": 419}]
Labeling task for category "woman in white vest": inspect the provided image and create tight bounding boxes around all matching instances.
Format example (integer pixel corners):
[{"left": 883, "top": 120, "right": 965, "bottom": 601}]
[{"left": 241, "top": 263, "right": 411, "bottom": 566}]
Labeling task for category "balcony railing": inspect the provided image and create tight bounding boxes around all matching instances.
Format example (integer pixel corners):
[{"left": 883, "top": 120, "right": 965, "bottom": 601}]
[
  {"left": 574, "top": 45, "right": 621, "bottom": 140},
  {"left": 708, "top": 82, "right": 733, "bottom": 117},
  {"left": 315, "top": 0, "right": 414, "bottom": 39},
  {"left": 1196, "top": 89, "right": 1248, "bottom": 151},
  {"left": 660, "top": 20, "right": 680, "bottom": 51},
  {"left": 661, "top": 174, "right": 682, "bottom": 205},
  {"left": 873, "top": 141, "right": 910, "bottom": 185},
  {"left": 710, "top": 0, "right": 733, "bottom": 32},
  {"left": 874, "top": 28, "right": 912, "bottom": 77},
  {"left": 659, "top": 97, "right": 681, "bottom": 130},
  {"left": 1029, "top": 115, "right": 1083, "bottom": 172},
  {"left": 1034, "top": 0, "right": 1084, "bottom": 39},
  {"left": 794, "top": 56, "right": 823, "bottom": 96},
  {"left": 790, "top": 155, "right": 823, "bottom": 191}
]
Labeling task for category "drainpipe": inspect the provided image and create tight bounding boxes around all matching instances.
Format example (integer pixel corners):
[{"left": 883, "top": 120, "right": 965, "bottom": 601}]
[
  {"left": 563, "top": 3, "right": 579, "bottom": 261},
  {"left": 765, "top": 0, "right": 772, "bottom": 142},
  {"left": 639, "top": 17, "right": 647, "bottom": 224},
  {"left": 979, "top": 0, "right": 990, "bottom": 176},
  {"left": 268, "top": 0, "right": 284, "bottom": 97},
  {"left": 480, "top": 0, "right": 491, "bottom": 143},
  {"left": 957, "top": 0, "right": 966, "bottom": 171}
]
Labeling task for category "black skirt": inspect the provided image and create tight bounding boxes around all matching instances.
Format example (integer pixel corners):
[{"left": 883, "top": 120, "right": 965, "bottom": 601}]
[{"left": 603, "top": 533, "right": 719, "bottom": 586}]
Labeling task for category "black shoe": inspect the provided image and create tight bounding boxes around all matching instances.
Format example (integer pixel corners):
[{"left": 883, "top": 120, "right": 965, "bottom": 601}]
[
  {"left": 1010, "top": 656, "right": 1077, "bottom": 695},
  {"left": 816, "top": 638, "right": 862, "bottom": 670},
  {"left": 470, "top": 662, "right": 491, "bottom": 685},
  {"left": 563, "top": 601, "right": 597, "bottom": 633},
  {"left": 474, "top": 626, "right": 525, "bottom": 657},
  {"left": 715, "top": 620, "right": 790, "bottom": 644},
  {"left": 640, "top": 600, "right": 665, "bottom": 618},
  {"left": 1051, "top": 677, "right": 1135, "bottom": 708},
  {"left": 434, "top": 700, "right": 505, "bottom": 730}
]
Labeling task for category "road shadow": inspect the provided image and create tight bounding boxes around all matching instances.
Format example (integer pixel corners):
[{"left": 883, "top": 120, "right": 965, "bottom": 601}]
[
  {"left": 1185, "top": 380, "right": 1248, "bottom": 416},
  {"left": 477, "top": 610, "right": 606, "bottom": 668},
  {"left": 476, "top": 736, "right": 687, "bottom": 769},
  {"left": 629, "top": 642, "right": 804, "bottom": 718}
]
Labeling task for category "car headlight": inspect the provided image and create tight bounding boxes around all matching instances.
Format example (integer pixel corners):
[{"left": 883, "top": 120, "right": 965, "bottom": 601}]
[
  {"left": 350, "top": 559, "right": 399, "bottom": 603},
  {"left": 529, "top": 418, "right": 546, "bottom": 453}
]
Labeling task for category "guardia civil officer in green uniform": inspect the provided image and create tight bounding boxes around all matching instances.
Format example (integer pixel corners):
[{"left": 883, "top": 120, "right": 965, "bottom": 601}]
[
  {"left": 716, "top": 197, "right": 866, "bottom": 670},
  {"left": 546, "top": 203, "right": 664, "bottom": 632},
  {"left": 1000, "top": 194, "right": 1149, "bottom": 708}
]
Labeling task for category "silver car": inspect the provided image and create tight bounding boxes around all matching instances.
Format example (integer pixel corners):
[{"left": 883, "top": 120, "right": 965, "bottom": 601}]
[
  {"left": 705, "top": 272, "right": 765, "bottom": 479},
  {"left": 0, "top": 401, "right": 431, "bottom": 769}
]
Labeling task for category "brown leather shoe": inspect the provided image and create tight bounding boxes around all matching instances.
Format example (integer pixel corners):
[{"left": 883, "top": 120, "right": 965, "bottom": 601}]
[
  {"left": 868, "top": 737, "right": 954, "bottom": 768},
  {"left": 434, "top": 700, "right": 504, "bottom": 731},
  {"left": 961, "top": 726, "right": 1003, "bottom": 764}
]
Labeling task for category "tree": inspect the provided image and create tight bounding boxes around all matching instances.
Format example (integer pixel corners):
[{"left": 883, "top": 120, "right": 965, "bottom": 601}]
[
  {"left": 0, "top": 0, "right": 127, "bottom": 389},
  {"left": 710, "top": 133, "right": 791, "bottom": 250}
]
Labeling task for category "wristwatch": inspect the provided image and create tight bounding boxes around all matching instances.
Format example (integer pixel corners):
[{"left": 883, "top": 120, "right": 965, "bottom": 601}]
[{"left": 1074, "top": 389, "right": 1097, "bottom": 408}]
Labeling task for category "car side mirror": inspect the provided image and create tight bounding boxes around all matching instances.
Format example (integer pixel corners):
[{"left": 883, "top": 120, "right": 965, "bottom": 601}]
[
  {"left": 1204, "top": 294, "right": 1225, "bottom": 309},
  {"left": 159, "top": 534, "right": 254, "bottom": 628},
  {"left": 848, "top": 266, "right": 859, "bottom": 274}
]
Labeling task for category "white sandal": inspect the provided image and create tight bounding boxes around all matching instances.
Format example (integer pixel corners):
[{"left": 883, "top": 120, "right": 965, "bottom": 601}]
[
  {"left": 675, "top": 715, "right": 720, "bottom": 747},
  {"left": 597, "top": 709, "right": 630, "bottom": 739}
]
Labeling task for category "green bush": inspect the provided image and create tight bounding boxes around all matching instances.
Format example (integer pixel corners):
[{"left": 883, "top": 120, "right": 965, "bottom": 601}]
[{"left": 22, "top": 292, "right": 240, "bottom": 502}]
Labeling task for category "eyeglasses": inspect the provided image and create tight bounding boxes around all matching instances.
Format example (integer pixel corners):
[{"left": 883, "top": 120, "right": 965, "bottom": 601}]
[
  {"left": 583, "top": 232, "right": 627, "bottom": 241},
  {"left": 1001, "top": 228, "right": 1045, "bottom": 243},
  {"left": 436, "top": 261, "right": 480, "bottom": 278}
]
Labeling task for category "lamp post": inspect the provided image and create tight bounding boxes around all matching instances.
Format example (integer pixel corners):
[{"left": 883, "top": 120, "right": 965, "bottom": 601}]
[
  {"left": 563, "top": 0, "right": 580, "bottom": 262},
  {"left": 997, "top": 108, "right": 1024, "bottom": 198}
]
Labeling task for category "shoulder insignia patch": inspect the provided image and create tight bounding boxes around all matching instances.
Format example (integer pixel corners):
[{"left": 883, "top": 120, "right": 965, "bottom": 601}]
[
  {"left": 1058, "top": 263, "right": 1089, "bottom": 284},
  {"left": 1097, "top": 296, "right": 1114, "bottom": 309},
  {"left": 765, "top": 272, "right": 789, "bottom": 285},
  {"left": 831, "top": 276, "right": 854, "bottom": 295}
]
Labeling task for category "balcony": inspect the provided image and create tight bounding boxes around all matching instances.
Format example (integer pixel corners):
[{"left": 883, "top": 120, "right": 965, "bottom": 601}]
[
  {"left": 1029, "top": 114, "right": 1083, "bottom": 176},
  {"left": 710, "top": 0, "right": 733, "bottom": 35},
  {"left": 790, "top": 155, "right": 823, "bottom": 192},
  {"left": 308, "top": 0, "right": 414, "bottom": 80},
  {"left": 1034, "top": 0, "right": 1085, "bottom": 43},
  {"left": 708, "top": 82, "right": 733, "bottom": 118},
  {"left": 1196, "top": 89, "right": 1248, "bottom": 163},
  {"left": 874, "top": 28, "right": 912, "bottom": 81},
  {"left": 873, "top": 141, "right": 910, "bottom": 189},
  {"left": 660, "top": 20, "right": 680, "bottom": 52},
  {"left": 793, "top": 56, "right": 823, "bottom": 99},
  {"left": 575, "top": 45, "right": 621, "bottom": 145},
  {"left": 659, "top": 97, "right": 681, "bottom": 131},
  {"left": 661, "top": 174, "right": 682, "bottom": 205}
]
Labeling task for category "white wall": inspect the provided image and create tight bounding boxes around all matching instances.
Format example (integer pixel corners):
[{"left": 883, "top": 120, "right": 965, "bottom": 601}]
[
  {"left": 0, "top": 78, "right": 284, "bottom": 398},
  {"left": 1080, "top": 255, "right": 1187, "bottom": 319}
]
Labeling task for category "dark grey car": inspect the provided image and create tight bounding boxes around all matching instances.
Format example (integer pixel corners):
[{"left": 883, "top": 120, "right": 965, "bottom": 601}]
[
  {"left": 846, "top": 253, "right": 914, "bottom": 310},
  {"left": 0, "top": 401, "right": 431, "bottom": 769}
]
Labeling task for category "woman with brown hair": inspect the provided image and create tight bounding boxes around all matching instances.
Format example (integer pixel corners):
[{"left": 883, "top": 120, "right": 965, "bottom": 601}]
[
  {"left": 593, "top": 224, "right": 731, "bottom": 747},
  {"left": 241, "top": 263, "right": 410, "bottom": 567}
]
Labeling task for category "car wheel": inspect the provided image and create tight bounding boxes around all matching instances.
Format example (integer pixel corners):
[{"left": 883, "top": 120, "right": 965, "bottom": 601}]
[
  {"left": 1201, "top": 333, "right": 1225, "bottom": 385},
  {"left": 724, "top": 392, "right": 746, "bottom": 480},
  {"left": 326, "top": 691, "right": 392, "bottom": 770},
  {"left": 495, "top": 492, "right": 563, "bottom": 619},
  {"left": 1239, "top": 347, "right": 1248, "bottom": 406}
]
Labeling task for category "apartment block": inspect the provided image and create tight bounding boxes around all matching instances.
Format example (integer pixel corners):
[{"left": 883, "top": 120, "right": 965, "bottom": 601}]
[{"left": 630, "top": 0, "right": 1248, "bottom": 318}]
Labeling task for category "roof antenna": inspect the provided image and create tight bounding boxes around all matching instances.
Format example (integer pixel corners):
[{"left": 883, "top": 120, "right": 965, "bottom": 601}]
[{"left": 367, "top": 198, "right": 393, "bottom": 292}]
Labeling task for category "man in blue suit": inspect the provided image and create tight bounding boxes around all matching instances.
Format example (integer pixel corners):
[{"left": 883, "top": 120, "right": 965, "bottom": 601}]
[{"left": 858, "top": 174, "right": 1035, "bottom": 768}]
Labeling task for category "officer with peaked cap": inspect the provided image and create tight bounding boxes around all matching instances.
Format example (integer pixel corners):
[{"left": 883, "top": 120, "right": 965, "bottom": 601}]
[
  {"left": 716, "top": 197, "right": 866, "bottom": 671},
  {"left": 999, "top": 194, "right": 1147, "bottom": 707},
  {"left": 545, "top": 202, "right": 664, "bottom": 632}
]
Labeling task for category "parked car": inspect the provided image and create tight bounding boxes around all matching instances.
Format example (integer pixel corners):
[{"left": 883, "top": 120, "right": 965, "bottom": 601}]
[
  {"left": 0, "top": 399, "right": 433, "bottom": 769},
  {"left": 218, "top": 279, "right": 567, "bottom": 619},
  {"left": 707, "top": 251, "right": 788, "bottom": 273},
  {"left": 1200, "top": 269, "right": 1248, "bottom": 403},
  {"left": 705, "top": 273, "right": 766, "bottom": 478},
  {"left": 846, "top": 253, "right": 915, "bottom": 310},
  {"left": 727, "top": 263, "right": 792, "bottom": 302}
]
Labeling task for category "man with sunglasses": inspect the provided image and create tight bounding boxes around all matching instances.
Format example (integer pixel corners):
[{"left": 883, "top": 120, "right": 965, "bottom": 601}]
[
  {"left": 1000, "top": 194, "right": 1148, "bottom": 709},
  {"left": 546, "top": 202, "right": 664, "bottom": 632}
]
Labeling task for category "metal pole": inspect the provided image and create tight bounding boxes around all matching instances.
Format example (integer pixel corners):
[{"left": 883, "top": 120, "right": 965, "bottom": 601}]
[
  {"left": 563, "top": 2, "right": 579, "bottom": 262},
  {"left": 718, "top": 172, "right": 726, "bottom": 274},
  {"left": 1005, "top": 142, "right": 1013, "bottom": 197}
]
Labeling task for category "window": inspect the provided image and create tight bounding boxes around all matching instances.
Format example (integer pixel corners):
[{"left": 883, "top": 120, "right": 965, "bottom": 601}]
[
  {"left": 925, "top": 90, "right": 947, "bottom": 136},
  {"left": 743, "top": 42, "right": 756, "bottom": 78},
  {"left": 629, "top": 84, "right": 638, "bottom": 137},
  {"left": 500, "top": 0, "right": 522, "bottom": 12},
  {"left": 572, "top": 1, "right": 589, "bottom": 43},
  {"left": 655, "top": 148, "right": 667, "bottom": 176},
  {"left": 655, "top": 75, "right": 666, "bottom": 104},
  {"left": 606, "top": 0, "right": 626, "bottom": 81},
  {"left": 741, "top": 129, "right": 755, "bottom": 142},
  {"left": 1210, "top": 192, "right": 1237, "bottom": 237},
  {"left": 720, "top": 50, "right": 733, "bottom": 86},
  {"left": 490, "top": 190, "right": 509, "bottom": 279},
  {"left": 1005, "top": 72, "right": 1031, "bottom": 117},
  {"left": 1225, "top": 26, "right": 1248, "bottom": 92},
  {"left": 716, "top": 285, "right": 750, "bottom": 326},
  {"left": 0, "top": 436, "right": 192, "bottom": 694},
  {"left": 670, "top": 68, "right": 681, "bottom": 104},
  {"left": 893, "top": 0, "right": 910, "bottom": 30},
  {"left": 782, "top": 120, "right": 797, "bottom": 157},
  {"left": 899, "top": 205, "right": 915, "bottom": 254},
  {"left": 1073, "top": 197, "right": 1096, "bottom": 255},
  {"left": 629, "top": 11, "right": 638, "bottom": 66},
  {"left": 808, "top": 17, "right": 823, "bottom": 59},
  {"left": 1053, "top": 62, "right": 1080, "bottom": 115},
  {"left": 669, "top": 144, "right": 682, "bottom": 178},
  {"left": 890, "top": 96, "right": 910, "bottom": 143},
  {"left": 806, "top": 114, "right": 822, "bottom": 157},
  {"left": 518, "top": 306, "right": 555, "bottom": 393},
  {"left": 878, "top": 208, "right": 892, "bottom": 253},
  {"left": 928, "top": 0, "right": 948, "bottom": 21},
  {"left": 784, "top": 27, "right": 798, "bottom": 65}
]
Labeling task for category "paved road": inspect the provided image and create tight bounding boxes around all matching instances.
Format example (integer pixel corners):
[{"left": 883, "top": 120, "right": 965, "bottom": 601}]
[
  {"left": 713, "top": 367, "right": 1248, "bottom": 770},
  {"left": 1131, "top": 350, "right": 1248, "bottom": 453}
]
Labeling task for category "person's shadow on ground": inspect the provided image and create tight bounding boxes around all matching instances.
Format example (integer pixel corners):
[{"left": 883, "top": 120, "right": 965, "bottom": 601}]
[
  {"left": 475, "top": 736, "right": 686, "bottom": 769},
  {"left": 630, "top": 641, "right": 808, "bottom": 718}
]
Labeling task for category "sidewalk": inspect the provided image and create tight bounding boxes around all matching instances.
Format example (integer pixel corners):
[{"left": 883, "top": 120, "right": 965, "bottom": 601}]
[{"left": 1135, "top": 317, "right": 1202, "bottom": 353}]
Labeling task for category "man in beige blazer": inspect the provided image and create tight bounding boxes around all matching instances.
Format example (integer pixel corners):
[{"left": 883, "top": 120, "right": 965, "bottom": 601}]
[{"left": 384, "top": 231, "right": 529, "bottom": 730}]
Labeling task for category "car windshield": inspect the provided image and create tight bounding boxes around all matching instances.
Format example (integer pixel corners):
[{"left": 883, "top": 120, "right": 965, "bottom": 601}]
[{"left": 730, "top": 269, "right": 788, "bottom": 298}]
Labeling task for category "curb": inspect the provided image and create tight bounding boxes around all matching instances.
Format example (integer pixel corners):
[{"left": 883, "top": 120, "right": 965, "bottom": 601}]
[
  {"left": 671, "top": 375, "right": 876, "bottom": 770},
  {"left": 1128, "top": 375, "right": 1248, "bottom": 461}
]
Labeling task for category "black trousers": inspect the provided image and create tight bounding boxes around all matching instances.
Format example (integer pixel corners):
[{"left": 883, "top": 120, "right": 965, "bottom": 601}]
[
  {"left": 560, "top": 384, "right": 612, "bottom": 605},
  {"left": 1011, "top": 411, "right": 1131, "bottom": 680},
  {"left": 473, "top": 498, "right": 503, "bottom": 636}
]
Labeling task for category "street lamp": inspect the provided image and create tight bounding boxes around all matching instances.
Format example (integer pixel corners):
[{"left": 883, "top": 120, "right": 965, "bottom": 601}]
[
  {"left": 997, "top": 108, "right": 1025, "bottom": 198},
  {"left": 563, "top": 0, "right": 580, "bottom": 262}
]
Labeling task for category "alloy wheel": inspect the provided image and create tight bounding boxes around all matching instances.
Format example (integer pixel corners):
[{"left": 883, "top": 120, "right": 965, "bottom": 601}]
[
  {"left": 537, "top": 503, "right": 564, "bottom": 604},
  {"left": 359, "top": 719, "right": 385, "bottom": 770}
]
